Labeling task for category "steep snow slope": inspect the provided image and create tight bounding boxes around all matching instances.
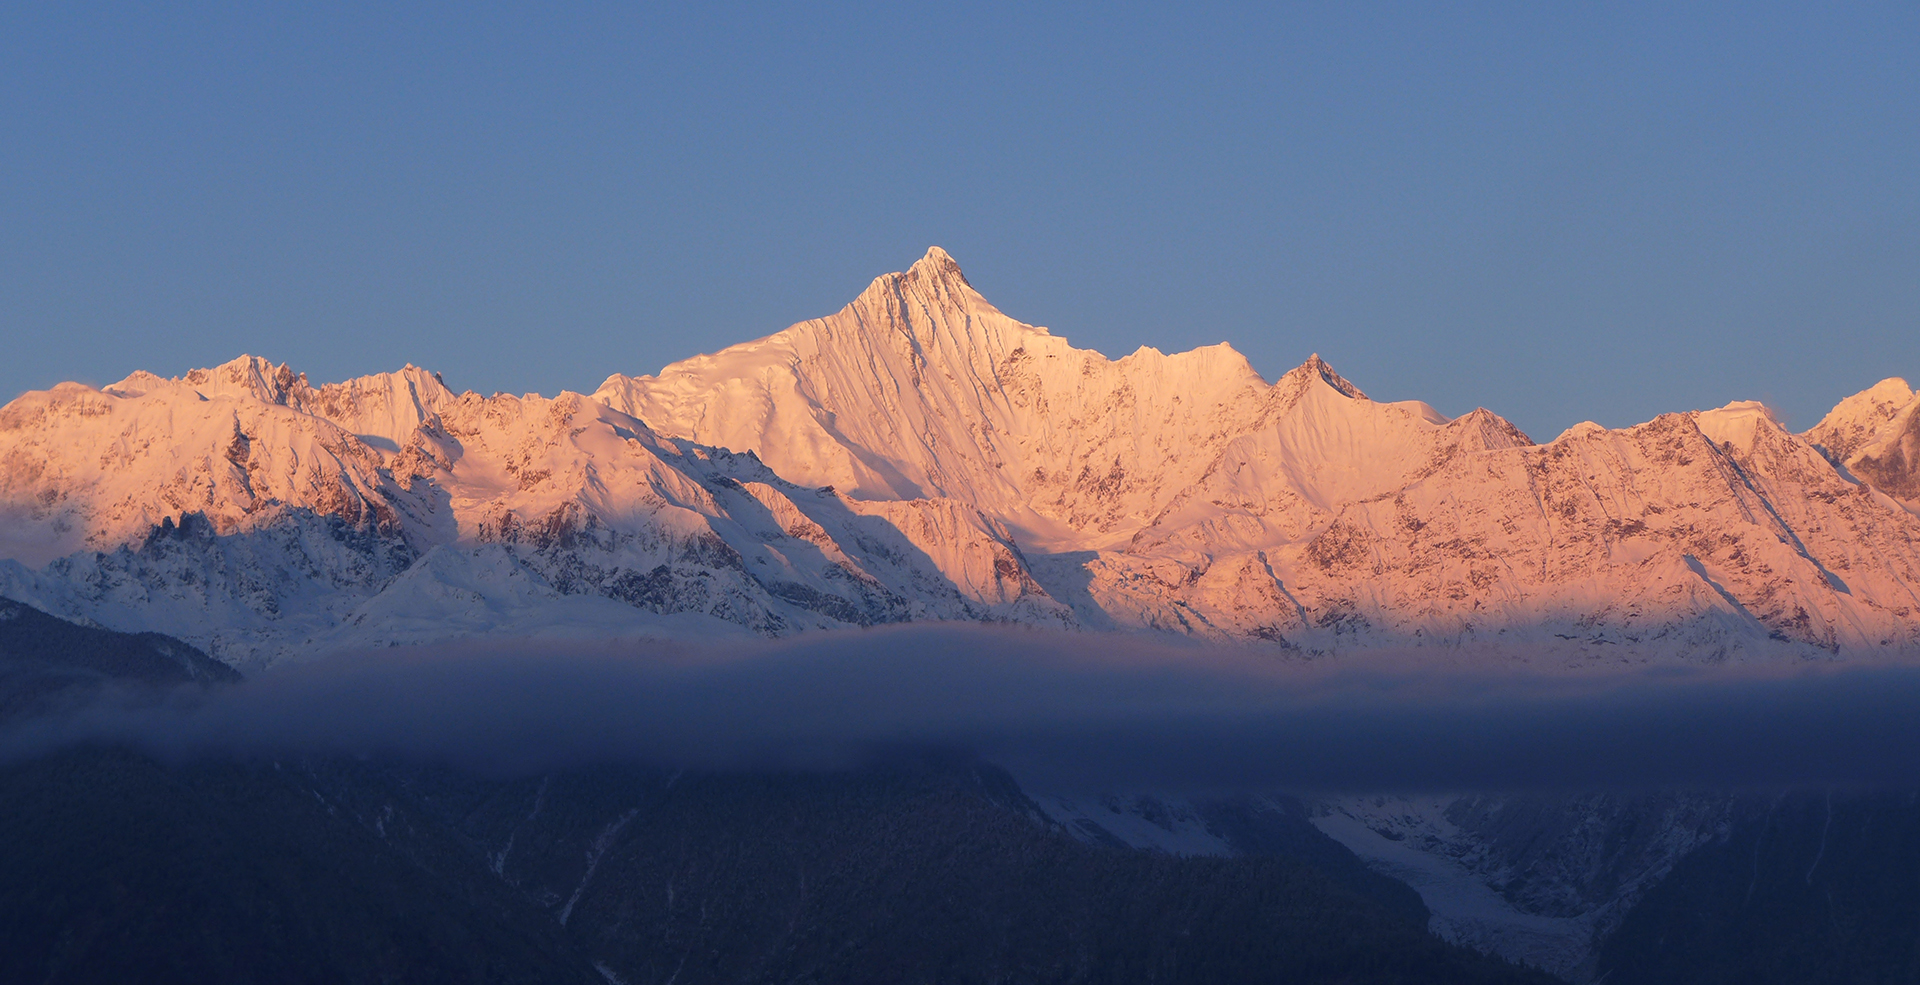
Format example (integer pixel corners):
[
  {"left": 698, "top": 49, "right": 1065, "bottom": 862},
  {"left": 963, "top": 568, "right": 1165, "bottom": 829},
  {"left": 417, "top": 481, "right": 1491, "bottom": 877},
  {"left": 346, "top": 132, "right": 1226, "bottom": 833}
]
[
  {"left": 1851, "top": 407, "right": 1920, "bottom": 504},
  {"left": 1803, "top": 378, "right": 1920, "bottom": 507},
  {"left": 399, "top": 388, "right": 1069, "bottom": 637},
  {"left": 1803, "top": 378, "right": 1915, "bottom": 463},
  {"left": 595, "top": 247, "right": 1283, "bottom": 549},
  {"left": 2, "top": 247, "right": 1918, "bottom": 664},
  {"left": 110, "top": 356, "right": 460, "bottom": 450},
  {"left": 0, "top": 363, "right": 1070, "bottom": 666},
  {"left": 598, "top": 248, "right": 1920, "bottom": 659},
  {"left": 1109, "top": 401, "right": 1920, "bottom": 658},
  {"left": 0, "top": 373, "right": 416, "bottom": 566}
]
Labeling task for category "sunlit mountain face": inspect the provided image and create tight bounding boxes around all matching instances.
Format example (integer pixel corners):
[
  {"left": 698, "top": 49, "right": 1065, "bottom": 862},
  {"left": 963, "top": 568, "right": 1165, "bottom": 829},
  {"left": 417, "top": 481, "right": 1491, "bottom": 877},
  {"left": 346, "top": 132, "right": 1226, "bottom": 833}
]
[
  {"left": 6, "top": 250, "right": 1920, "bottom": 983},
  {"left": 4, "top": 248, "right": 1918, "bottom": 669}
]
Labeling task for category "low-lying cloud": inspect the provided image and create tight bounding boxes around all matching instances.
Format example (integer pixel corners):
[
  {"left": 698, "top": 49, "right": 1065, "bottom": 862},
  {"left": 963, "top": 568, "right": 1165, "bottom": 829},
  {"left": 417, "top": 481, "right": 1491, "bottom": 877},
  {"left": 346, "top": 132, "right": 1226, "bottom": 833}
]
[{"left": 8, "top": 625, "right": 1920, "bottom": 792}]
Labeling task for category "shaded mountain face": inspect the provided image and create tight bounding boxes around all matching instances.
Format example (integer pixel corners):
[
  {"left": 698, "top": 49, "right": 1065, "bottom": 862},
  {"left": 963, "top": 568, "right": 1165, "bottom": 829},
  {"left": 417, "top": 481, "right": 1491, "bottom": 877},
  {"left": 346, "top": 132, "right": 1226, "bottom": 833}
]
[
  {"left": 3, "top": 247, "right": 1919, "bottom": 665},
  {"left": 9, "top": 591, "right": 1920, "bottom": 984},
  {"left": 1596, "top": 789, "right": 1920, "bottom": 985},
  {"left": 0, "top": 606, "right": 1548, "bottom": 985},
  {"left": 0, "top": 595, "right": 236, "bottom": 686},
  {"left": 0, "top": 748, "right": 607, "bottom": 985},
  {"left": 0, "top": 594, "right": 237, "bottom": 718},
  {"left": 2, "top": 748, "right": 1572, "bottom": 985}
]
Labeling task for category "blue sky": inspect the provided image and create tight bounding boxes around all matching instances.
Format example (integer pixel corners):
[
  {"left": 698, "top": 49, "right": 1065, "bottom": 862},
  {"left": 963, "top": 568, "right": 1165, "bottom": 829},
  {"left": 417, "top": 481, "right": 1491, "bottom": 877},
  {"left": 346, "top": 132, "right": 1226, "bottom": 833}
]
[{"left": 3, "top": 2, "right": 1915, "bottom": 439}]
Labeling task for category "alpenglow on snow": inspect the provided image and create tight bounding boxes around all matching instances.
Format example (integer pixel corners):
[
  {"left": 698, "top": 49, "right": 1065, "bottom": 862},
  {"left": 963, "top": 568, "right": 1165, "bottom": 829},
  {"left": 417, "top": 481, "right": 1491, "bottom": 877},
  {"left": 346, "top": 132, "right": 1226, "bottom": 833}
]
[{"left": 4, "top": 248, "right": 1919, "bottom": 668}]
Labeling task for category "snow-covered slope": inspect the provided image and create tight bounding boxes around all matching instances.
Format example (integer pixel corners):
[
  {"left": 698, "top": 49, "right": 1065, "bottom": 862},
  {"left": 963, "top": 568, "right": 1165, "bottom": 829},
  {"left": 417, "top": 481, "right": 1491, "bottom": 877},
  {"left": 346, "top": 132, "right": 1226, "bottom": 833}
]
[
  {"left": 1803, "top": 377, "right": 1920, "bottom": 507},
  {"left": 1803, "top": 378, "right": 1915, "bottom": 462},
  {"left": 3, "top": 247, "right": 1918, "bottom": 665},
  {"left": 597, "top": 248, "right": 1920, "bottom": 660},
  {"left": 108, "top": 356, "right": 460, "bottom": 451},
  {"left": 594, "top": 247, "right": 1281, "bottom": 549},
  {"left": 0, "top": 367, "right": 417, "bottom": 565},
  {"left": 1309, "top": 793, "right": 1735, "bottom": 979},
  {"left": 1129, "top": 398, "right": 1920, "bottom": 659},
  {"left": 0, "top": 353, "right": 1071, "bottom": 667}
]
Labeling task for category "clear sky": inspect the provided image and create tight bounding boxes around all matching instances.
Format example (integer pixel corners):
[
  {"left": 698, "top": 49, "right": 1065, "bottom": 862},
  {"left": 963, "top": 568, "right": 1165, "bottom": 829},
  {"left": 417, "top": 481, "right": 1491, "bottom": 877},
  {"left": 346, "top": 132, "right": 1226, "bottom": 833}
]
[{"left": 3, "top": 2, "right": 1916, "bottom": 440}]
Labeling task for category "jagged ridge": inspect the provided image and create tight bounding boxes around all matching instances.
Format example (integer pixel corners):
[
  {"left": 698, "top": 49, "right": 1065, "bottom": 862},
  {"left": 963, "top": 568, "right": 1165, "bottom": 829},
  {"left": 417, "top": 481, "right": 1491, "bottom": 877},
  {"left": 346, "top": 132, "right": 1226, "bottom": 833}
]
[{"left": 3, "top": 248, "right": 1919, "bottom": 665}]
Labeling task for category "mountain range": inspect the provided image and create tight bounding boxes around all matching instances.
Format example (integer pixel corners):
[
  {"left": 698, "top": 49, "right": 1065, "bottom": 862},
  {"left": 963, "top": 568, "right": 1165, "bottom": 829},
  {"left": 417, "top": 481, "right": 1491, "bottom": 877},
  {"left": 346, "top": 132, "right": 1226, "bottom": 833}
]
[
  {"left": 8, "top": 248, "right": 1920, "bottom": 982},
  {"left": 3, "top": 247, "right": 1918, "bottom": 669}
]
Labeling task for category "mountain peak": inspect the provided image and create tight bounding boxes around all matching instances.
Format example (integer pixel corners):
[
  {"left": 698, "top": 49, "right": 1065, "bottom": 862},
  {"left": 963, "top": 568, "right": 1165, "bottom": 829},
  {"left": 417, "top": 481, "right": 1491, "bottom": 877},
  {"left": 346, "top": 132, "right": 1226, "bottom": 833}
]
[
  {"left": 163, "top": 354, "right": 305, "bottom": 404},
  {"left": 1292, "top": 353, "right": 1366, "bottom": 400},
  {"left": 1696, "top": 399, "right": 1783, "bottom": 454},
  {"left": 837, "top": 246, "right": 994, "bottom": 334},
  {"left": 904, "top": 245, "right": 970, "bottom": 287},
  {"left": 1804, "top": 377, "right": 1920, "bottom": 463}
]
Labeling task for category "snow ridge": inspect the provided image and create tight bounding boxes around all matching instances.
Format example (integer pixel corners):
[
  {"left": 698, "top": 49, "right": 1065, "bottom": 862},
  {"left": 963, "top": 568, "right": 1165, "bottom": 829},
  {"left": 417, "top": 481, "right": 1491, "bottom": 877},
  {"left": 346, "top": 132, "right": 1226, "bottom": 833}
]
[{"left": 3, "top": 248, "right": 1919, "bottom": 665}]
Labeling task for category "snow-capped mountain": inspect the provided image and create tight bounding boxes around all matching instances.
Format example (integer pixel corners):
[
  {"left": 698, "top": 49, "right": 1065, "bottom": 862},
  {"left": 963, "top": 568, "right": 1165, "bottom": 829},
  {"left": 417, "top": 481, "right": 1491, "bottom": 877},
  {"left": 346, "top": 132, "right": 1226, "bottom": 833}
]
[
  {"left": 594, "top": 246, "right": 1286, "bottom": 549},
  {"left": 3, "top": 247, "right": 1918, "bottom": 665},
  {"left": 0, "top": 342, "right": 1068, "bottom": 666},
  {"left": 600, "top": 248, "right": 1920, "bottom": 660},
  {"left": 1804, "top": 376, "right": 1920, "bottom": 504}
]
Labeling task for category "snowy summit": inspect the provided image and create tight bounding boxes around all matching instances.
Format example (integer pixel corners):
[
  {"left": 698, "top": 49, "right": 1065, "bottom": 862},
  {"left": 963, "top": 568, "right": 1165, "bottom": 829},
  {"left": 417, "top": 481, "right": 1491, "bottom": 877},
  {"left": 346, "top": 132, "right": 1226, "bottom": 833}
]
[{"left": 3, "top": 248, "right": 1919, "bottom": 668}]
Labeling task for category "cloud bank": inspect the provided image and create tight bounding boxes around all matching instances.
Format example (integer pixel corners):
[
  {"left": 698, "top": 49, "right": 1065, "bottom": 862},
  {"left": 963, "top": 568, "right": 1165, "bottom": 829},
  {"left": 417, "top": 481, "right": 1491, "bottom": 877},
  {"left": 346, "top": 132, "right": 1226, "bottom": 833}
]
[{"left": 8, "top": 625, "right": 1920, "bottom": 792}]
